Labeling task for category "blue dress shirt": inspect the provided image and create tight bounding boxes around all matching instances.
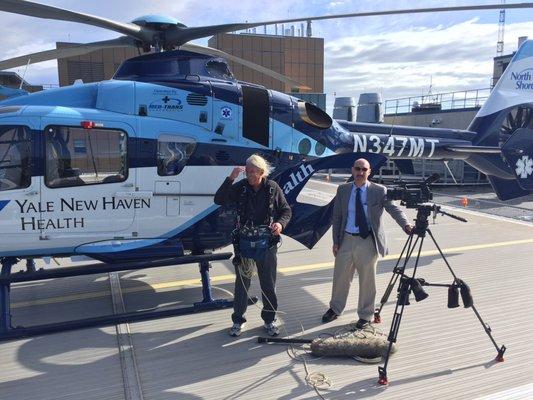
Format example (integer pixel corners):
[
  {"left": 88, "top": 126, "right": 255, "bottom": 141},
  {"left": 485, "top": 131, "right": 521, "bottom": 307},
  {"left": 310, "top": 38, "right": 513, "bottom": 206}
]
[{"left": 345, "top": 182, "right": 371, "bottom": 234}]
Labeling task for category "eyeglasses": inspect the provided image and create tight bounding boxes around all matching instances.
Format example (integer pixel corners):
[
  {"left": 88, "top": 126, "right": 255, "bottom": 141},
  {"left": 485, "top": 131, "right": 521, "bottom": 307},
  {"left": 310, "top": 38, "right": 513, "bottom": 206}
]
[{"left": 353, "top": 166, "right": 369, "bottom": 172}]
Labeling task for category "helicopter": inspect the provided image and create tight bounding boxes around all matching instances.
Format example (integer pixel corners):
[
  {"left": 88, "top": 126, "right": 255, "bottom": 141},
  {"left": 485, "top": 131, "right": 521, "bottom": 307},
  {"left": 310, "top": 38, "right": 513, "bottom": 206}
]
[{"left": 0, "top": 0, "right": 531, "bottom": 340}]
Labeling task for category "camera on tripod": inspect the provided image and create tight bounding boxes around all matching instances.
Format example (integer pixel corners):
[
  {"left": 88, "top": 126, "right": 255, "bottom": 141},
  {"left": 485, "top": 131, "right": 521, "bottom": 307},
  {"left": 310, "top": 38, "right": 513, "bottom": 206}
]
[
  {"left": 373, "top": 176, "right": 505, "bottom": 385},
  {"left": 386, "top": 173, "right": 440, "bottom": 208}
]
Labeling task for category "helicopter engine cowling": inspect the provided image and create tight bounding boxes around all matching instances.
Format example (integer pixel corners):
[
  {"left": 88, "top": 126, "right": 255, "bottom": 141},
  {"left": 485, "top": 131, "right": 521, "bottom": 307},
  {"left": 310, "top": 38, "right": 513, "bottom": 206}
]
[{"left": 297, "top": 101, "right": 332, "bottom": 130}]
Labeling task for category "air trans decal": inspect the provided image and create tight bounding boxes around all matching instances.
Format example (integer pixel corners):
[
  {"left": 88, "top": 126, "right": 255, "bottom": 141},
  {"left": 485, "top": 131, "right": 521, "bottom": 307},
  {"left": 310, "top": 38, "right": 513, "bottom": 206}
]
[
  {"left": 12, "top": 197, "right": 151, "bottom": 231},
  {"left": 353, "top": 134, "right": 440, "bottom": 158},
  {"left": 149, "top": 95, "right": 184, "bottom": 112},
  {"left": 140, "top": 87, "right": 189, "bottom": 117}
]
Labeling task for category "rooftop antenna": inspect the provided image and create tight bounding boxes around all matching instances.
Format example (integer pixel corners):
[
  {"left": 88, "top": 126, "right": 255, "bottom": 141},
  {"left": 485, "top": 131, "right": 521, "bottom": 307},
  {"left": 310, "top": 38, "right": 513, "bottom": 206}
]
[
  {"left": 425, "top": 75, "right": 437, "bottom": 103},
  {"left": 19, "top": 58, "right": 31, "bottom": 90},
  {"left": 496, "top": 0, "right": 506, "bottom": 56}
]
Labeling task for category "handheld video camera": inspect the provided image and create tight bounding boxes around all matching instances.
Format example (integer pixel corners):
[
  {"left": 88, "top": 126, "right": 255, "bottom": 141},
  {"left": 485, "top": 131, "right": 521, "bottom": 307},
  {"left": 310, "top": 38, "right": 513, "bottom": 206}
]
[{"left": 386, "top": 173, "right": 440, "bottom": 208}]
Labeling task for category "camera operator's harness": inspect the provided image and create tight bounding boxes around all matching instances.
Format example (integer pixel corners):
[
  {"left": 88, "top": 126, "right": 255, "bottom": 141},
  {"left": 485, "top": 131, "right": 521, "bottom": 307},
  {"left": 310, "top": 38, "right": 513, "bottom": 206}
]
[
  {"left": 373, "top": 202, "right": 506, "bottom": 385},
  {"left": 232, "top": 181, "right": 280, "bottom": 276}
]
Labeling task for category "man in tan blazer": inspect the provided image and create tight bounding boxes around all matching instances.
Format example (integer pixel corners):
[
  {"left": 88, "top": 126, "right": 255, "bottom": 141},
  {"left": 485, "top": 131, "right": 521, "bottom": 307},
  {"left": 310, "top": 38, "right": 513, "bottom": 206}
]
[{"left": 322, "top": 158, "right": 413, "bottom": 329}]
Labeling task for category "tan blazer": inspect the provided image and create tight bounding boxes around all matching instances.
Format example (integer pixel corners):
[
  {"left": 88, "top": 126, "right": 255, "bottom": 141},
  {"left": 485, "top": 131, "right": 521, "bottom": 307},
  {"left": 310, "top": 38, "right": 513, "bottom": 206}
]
[{"left": 332, "top": 181, "right": 409, "bottom": 257}]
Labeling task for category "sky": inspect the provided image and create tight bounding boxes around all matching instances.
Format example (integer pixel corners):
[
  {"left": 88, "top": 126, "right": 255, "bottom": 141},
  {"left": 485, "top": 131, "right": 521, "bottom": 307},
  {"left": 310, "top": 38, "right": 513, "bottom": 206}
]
[{"left": 0, "top": 0, "right": 531, "bottom": 112}]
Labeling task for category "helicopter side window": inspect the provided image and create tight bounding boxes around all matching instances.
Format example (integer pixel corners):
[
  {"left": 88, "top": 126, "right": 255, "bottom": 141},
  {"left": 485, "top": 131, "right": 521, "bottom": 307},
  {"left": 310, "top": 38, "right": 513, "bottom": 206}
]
[
  {"left": 205, "top": 60, "right": 234, "bottom": 80},
  {"left": 45, "top": 126, "right": 128, "bottom": 188},
  {"left": 0, "top": 126, "right": 31, "bottom": 192},
  {"left": 157, "top": 136, "right": 196, "bottom": 176}
]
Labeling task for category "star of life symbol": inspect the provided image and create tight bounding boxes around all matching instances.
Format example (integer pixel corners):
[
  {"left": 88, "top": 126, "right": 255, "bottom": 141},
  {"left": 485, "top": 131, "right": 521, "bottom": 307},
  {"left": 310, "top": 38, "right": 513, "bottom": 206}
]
[
  {"left": 221, "top": 107, "right": 232, "bottom": 119},
  {"left": 515, "top": 155, "right": 533, "bottom": 179}
]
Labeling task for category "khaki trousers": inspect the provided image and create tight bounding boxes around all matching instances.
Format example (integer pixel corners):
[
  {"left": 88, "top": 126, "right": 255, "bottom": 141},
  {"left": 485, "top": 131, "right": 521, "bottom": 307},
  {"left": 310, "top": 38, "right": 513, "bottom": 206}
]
[{"left": 329, "top": 234, "right": 379, "bottom": 321}]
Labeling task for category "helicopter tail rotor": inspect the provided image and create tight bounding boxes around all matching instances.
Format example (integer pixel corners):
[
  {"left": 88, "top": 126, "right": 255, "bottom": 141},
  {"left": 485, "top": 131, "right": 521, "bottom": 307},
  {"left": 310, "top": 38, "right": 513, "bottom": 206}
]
[{"left": 465, "top": 40, "right": 533, "bottom": 200}]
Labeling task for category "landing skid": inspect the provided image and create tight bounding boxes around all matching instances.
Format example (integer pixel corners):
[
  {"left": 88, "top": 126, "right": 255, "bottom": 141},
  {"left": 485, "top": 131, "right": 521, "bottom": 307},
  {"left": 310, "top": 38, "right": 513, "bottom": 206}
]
[{"left": 0, "top": 253, "right": 254, "bottom": 341}]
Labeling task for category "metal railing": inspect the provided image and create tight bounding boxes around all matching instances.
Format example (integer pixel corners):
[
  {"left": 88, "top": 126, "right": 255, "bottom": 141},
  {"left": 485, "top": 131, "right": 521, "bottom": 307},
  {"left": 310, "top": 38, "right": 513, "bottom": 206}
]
[
  {"left": 384, "top": 88, "right": 491, "bottom": 115},
  {"left": 42, "top": 84, "right": 60, "bottom": 90}
]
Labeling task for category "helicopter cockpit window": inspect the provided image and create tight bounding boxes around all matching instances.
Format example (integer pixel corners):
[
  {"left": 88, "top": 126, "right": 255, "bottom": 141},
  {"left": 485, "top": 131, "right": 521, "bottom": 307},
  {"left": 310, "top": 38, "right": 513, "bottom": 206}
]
[
  {"left": 157, "top": 135, "right": 196, "bottom": 176},
  {"left": 45, "top": 126, "right": 128, "bottom": 188},
  {"left": 205, "top": 60, "right": 233, "bottom": 80},
  {"left": 114, "top": 58, "right": 210, "bottom": 80},
  {"left": 0, "top": 126, "right": 31, "bottom": 192}
]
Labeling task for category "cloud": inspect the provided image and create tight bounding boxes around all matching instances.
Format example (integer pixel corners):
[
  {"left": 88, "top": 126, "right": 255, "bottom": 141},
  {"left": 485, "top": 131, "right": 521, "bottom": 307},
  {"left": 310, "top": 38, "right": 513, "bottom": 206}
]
[
  {"left": 0, "top": 0, "right": 530, "bottom": 98},
  {"left": 323, "top": 19, "right": 532, "bottom": 106}
]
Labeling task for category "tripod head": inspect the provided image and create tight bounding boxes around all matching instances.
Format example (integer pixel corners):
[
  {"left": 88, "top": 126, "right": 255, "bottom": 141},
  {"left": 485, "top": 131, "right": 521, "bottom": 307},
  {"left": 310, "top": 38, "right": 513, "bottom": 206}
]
[{"left": 412, "top": 203, "right": 467, "bottom": 237}]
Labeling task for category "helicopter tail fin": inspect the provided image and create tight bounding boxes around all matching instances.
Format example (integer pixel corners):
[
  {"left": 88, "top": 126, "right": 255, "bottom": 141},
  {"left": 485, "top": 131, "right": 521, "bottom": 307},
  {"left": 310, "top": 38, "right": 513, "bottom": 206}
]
[{"left": 465, "top": 39, "right": 533, "bottom": 200}]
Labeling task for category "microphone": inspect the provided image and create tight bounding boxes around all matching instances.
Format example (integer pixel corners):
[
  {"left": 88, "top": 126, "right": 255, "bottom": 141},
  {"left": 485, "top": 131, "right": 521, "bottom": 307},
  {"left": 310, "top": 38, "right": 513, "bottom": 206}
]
[
  {"left": 310, "top": 329, "right": 398, "bottom": 359},
  {"left": 425, "top": 173, "right": 441, "bottom": 185}
]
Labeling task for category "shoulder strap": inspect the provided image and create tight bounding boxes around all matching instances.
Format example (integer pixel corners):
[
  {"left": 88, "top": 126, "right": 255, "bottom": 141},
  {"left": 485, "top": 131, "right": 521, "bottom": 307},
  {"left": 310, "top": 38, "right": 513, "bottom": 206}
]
[
  {"left": 237, "top": 183, "right": 248, "bottom": 227},
  {"left": 266, "top": 180, "right": 275, "bottom": 224}
]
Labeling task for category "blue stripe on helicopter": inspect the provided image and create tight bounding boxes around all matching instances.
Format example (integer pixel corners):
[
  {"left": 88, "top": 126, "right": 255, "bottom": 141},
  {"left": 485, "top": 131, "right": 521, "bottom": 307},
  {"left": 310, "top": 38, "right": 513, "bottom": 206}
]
[
  {"left": 514, "top": 40, "right": 533, "bottom": 62},
  {"left": 0, "top": 200, "right": 10, "bottom": 212},
  {"left": 75, "top": 204, "right": 222, "bottom": 255}
]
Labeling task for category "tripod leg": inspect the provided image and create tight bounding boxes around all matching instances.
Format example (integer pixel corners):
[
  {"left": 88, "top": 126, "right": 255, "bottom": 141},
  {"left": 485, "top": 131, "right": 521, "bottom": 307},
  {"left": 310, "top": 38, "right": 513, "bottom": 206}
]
[
  {"left": 378, "top": 236, "right": 424, "bottom": 385},
  {"left": 378, "top": 279, "right": 410, "bottom": 385},
  {"left": 426, "top": 229, "right": 506, "bottom": 361},
  {"left": 471, "top": 305, "right": 506, "bottom": 362},
  {"left": 374, "top": 234, "right": 418, "bottom": 323}
]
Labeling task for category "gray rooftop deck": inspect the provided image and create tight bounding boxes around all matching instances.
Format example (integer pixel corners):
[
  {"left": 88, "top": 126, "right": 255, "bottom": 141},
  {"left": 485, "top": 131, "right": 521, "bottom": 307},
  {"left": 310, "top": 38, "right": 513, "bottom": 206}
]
[{"left": 1, "top": 179, "right": 532, "bottom": 400}]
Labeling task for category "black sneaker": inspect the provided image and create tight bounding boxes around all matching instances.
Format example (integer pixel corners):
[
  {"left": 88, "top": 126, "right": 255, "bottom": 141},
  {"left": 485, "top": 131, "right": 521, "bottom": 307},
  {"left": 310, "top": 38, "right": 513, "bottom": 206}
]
[
  {"left": 322, "top": 309, "right": 338, "bottom": 323},
  {"left": 229, "top": 322, "right": 245, "bottom": 337},
  {"left": 264, "top": 321, "right": 280, "bottom": 336},
  {"left": 354, "top": 318, "right": 370, "bottom": 330}
]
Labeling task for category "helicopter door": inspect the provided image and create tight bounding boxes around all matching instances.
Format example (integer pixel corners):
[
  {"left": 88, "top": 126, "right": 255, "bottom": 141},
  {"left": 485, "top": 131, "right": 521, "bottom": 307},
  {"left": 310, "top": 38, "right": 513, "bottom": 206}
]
[
  {"left": 0, "top": 121, "right": 41, "bottom": 248},
  {"left": 211, "top": 81, "right": 240, "bottom": 141},
  {"left": 134, "top": 129, "right": 197, "bottom": 239},
  {"left": 241, "top": 85, "right": 270, "bottom": 147},
  {"left": 40, "top": 122, "right": 135, "bottom": 238}
]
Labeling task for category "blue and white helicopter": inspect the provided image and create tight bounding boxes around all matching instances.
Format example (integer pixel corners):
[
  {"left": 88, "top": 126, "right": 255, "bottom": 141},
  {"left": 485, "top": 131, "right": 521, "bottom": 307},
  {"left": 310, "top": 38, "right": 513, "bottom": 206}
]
[{"left": 0, "top": 0, "right": 531, "bottom": 340}]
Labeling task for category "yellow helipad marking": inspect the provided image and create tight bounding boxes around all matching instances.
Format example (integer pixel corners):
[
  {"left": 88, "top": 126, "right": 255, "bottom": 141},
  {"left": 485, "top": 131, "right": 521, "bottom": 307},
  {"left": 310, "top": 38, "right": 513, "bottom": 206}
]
[{"left": 11, "top": 237, "right": 533, "bottom": 309}]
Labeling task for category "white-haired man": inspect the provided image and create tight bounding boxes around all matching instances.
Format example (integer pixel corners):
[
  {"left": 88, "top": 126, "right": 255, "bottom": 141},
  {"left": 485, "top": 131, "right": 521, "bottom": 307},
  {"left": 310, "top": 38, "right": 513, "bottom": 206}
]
[
  {"left": 322, "top": 158, "right": 413, "bottom": 329},
  {"left": 214, "top": 154, "right": 292, "bottom": 337}
]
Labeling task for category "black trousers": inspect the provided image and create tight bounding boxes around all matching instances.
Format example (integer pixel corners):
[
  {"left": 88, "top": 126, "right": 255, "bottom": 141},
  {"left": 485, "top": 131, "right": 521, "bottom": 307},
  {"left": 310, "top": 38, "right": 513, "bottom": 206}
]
[{"left": 232, "top": 247, "right": 278, "bottom": 324}]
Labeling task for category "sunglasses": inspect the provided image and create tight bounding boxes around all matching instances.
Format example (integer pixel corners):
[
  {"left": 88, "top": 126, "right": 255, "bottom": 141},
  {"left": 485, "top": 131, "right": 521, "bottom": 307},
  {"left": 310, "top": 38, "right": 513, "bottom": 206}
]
[{"left": 353, "top": 166, "right": 369, "bottom": 172}]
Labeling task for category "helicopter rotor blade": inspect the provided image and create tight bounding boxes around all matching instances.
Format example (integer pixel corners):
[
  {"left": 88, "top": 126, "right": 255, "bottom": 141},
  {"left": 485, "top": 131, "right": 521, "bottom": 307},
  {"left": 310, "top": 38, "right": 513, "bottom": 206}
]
[
  {"left": 166, "top": 24, "right": 264, "bottom": 47},
  {"left": 164, "top": 3, "right": 533, "bottom": 48},
  {"left": 0, "top": 0, "right": 153, "bottom": 41},
  {"left": 181, "top": 43, "right": 311, "bottom": 91},
  {"left": 0, "top": 37, "right": 138, "bottom": 71},
  {"left": 224, "top": 3, "right": 533, "bottom": 32},
  {"left": 2, "top": 1, "right": 531, "bottom": 51}
]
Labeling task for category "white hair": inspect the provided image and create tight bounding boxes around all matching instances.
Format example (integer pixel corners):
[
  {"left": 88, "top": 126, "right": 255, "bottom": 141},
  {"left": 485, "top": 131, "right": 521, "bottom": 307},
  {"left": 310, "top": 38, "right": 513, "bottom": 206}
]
[{"left": 246, "top": 154, "right": 271, "bottom": 177}]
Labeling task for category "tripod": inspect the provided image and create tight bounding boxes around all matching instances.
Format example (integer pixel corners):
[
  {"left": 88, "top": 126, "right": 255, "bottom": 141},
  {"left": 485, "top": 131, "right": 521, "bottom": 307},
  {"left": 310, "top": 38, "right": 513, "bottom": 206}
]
[{"left": 373, "top": 204, "right": 506, "bottom": 385}]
